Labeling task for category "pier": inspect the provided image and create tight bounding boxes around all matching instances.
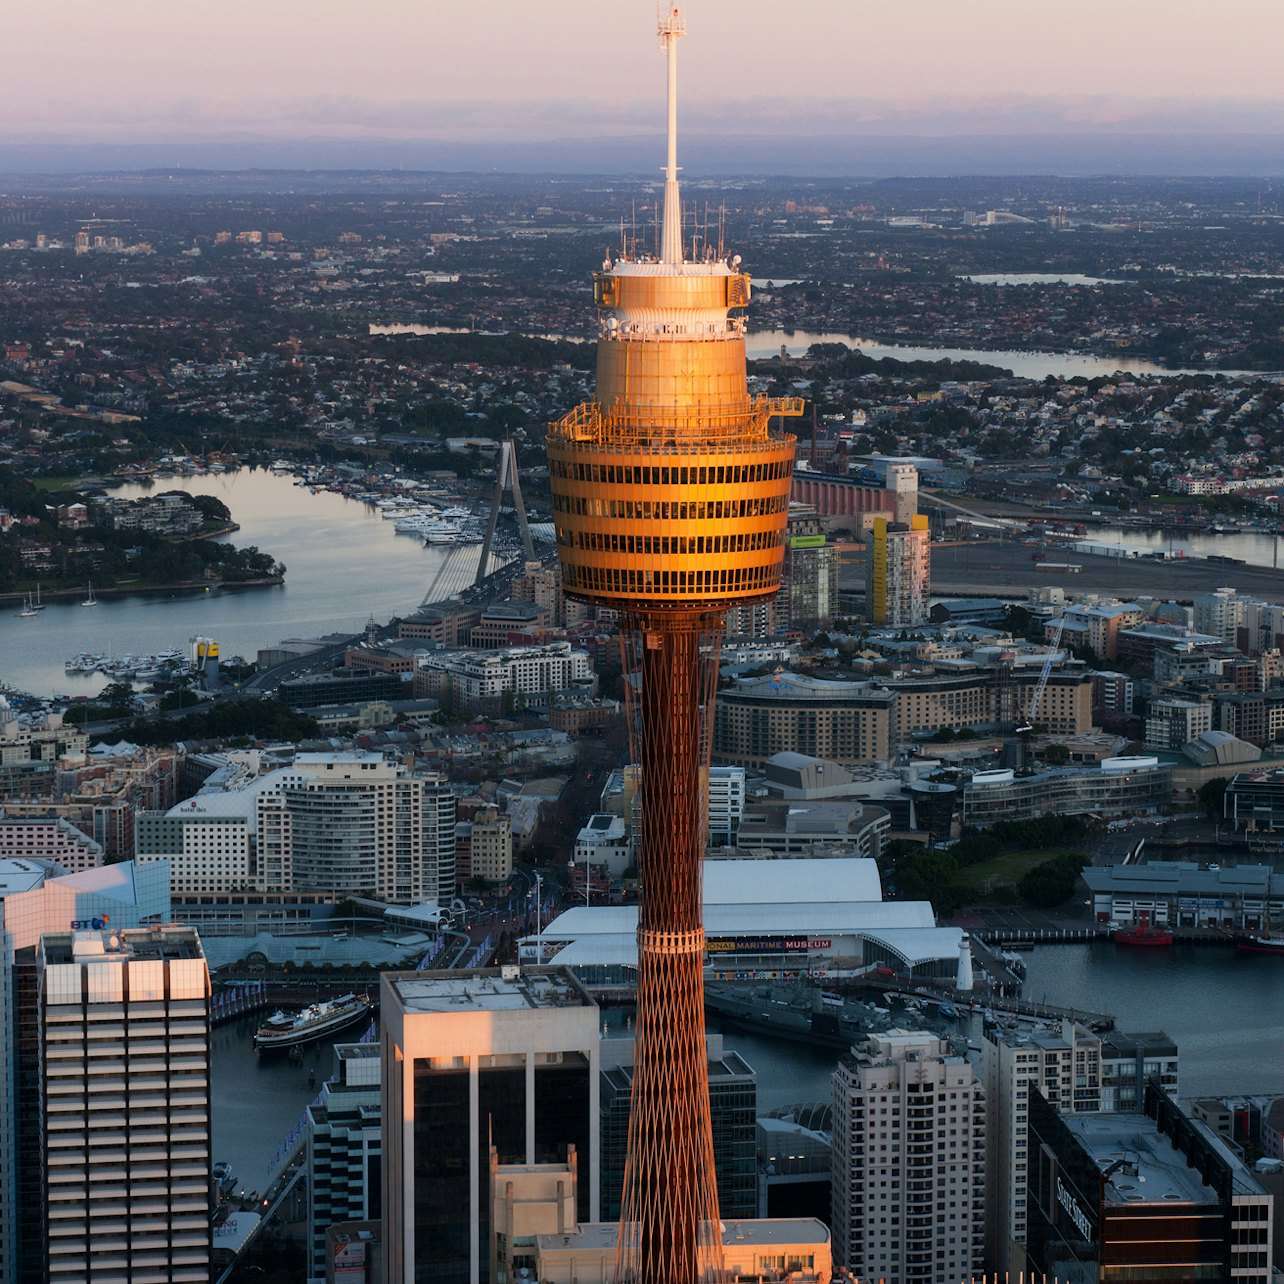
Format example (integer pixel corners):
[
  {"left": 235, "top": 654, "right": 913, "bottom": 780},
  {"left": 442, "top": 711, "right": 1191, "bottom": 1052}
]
[
  {"left": 210, "top": 981, "right": 270, "bottom": 1026},
  {"left": 971, "top": 924, "right": 1240, "bottom": 947}
]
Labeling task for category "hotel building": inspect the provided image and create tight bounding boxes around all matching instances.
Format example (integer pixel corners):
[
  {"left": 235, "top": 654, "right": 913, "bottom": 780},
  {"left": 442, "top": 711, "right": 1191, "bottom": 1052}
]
[{"left": 831, "top": 1031, "right": 985, "bottom": 1283}]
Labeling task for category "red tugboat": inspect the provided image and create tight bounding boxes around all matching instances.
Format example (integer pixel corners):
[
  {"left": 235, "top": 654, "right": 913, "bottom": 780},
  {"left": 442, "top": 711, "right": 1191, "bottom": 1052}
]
[{"left": 1114, "top": 911, "right": 1173, "bottom": 948}]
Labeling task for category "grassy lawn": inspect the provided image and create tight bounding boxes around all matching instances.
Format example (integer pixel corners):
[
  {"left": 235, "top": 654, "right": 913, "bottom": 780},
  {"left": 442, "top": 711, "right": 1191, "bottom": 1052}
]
[
  {"left": 954, "top": 847, "right": 1086, "bottom": 898},
  {"left": 30, "top": 477, "right": 84, "bottom": 492}
]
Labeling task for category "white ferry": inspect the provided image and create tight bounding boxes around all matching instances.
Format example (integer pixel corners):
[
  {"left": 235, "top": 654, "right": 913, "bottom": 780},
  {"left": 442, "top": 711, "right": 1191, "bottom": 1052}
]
[{"left": 253, "top": 993, "right": 373, "bottom": 1052}]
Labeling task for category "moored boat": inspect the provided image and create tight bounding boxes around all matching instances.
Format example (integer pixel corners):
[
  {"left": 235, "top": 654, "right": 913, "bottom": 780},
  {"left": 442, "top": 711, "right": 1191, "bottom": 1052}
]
[
  {"left": 254, "top": 992, "right": 372, "bottom": 1051},
  {"left": 1114, "top": 912, "right": 1173, "bottom": 948},
  {"left": 1234, "top": 931, "right": 1284, "bottom": 955}
]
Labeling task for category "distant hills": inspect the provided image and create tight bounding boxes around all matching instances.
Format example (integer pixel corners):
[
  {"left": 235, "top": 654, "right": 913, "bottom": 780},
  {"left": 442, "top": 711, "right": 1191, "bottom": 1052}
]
[{"left": 3, "top": 132, "right": 1284, "bottom": 178}]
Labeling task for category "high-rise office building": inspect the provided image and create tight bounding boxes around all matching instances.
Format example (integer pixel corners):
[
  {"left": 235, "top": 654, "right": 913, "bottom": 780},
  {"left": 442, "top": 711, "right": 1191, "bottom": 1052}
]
[
  {"left": 381, "top": 967, "right": 599, "bottom": 1284},
  {"left": 37, "top": 924, "right": 210, "bottom": 1284},
  {"left": 544, "top": 8, "right": 800, "bottom": 1277},
  {"left": 1027, "top": 1082, "right": 1274, "bottom": 1283},
  {"left": 0, "top": 859, "right": 173, "bottom": 1284},
  {"left": 982, "top": 1020, "right": 1102, "bottom": 1276},
  {"left": 866, "top": 515, "right": 930, "bottom": 626},
  {"left": 305, "top": 1044, "right": 382, "bottom": 1281},
  {"left": 1099, "top": 1029, "right": 1180, "bottom": 1110},
  {"left": 831, "top": 1031, "right": 985, "bottom": 1284},
  {"left": 600, "top": 1033, "right": 757, "bottom": 1222}
]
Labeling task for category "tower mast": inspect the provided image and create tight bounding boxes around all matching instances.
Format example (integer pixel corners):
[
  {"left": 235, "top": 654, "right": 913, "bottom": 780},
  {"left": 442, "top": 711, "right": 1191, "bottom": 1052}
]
[
  {"left": 659, "top": 5, "right": 685, "bottom": 265},
  {"left": 547, "top": 10, "right": 802, "bottom": 1282}
]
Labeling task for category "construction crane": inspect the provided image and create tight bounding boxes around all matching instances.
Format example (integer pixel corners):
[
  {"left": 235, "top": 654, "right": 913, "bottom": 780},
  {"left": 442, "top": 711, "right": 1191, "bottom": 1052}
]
[{"left": 1017, "top": 615, "right": 1066, "bottom": 733}]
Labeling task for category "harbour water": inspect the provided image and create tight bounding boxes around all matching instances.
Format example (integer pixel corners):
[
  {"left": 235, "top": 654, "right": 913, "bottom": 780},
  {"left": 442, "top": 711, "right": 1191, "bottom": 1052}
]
[
  {"left": 210, "top": 1013, "right": 358, "bottom": 1197},
  {"left": 1019, "top": 942, "right": 1284, "bottom": 1100},
  {"left": 1076, "top": 524, "right": 1284, "bottom": 572},
  {"left": 211, "top": 946, "right": 1283, "bottom": 1186},
  {"left": 703, "top": 943, "right": 1284, "bottom": 1108},
  {"left": 0, "top": 469, "right": 483, "bottom": 697},
  {"left": 743, "top": 330, "right": 1269, "bottom": 381},
  {"left": 368, "top": 321, "right": 1268, "bottom": 382}
]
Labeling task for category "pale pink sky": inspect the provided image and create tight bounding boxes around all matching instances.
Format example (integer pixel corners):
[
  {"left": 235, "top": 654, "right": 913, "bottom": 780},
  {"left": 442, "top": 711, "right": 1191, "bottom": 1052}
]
[{"left": 6, "top": 0, "right": 1284, "bottom": 141}]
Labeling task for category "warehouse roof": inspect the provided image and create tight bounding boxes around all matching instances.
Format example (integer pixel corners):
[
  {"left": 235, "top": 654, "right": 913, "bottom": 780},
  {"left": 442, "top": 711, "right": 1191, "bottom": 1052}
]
[{"left": 703, "top": 857, "right": 883, "bottom": 905}]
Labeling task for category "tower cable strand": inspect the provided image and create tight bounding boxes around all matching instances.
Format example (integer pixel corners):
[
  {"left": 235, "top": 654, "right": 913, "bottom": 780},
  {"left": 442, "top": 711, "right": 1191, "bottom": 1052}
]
[{"left": 546, "top": 7, "right": 802, "bottom": 1281}]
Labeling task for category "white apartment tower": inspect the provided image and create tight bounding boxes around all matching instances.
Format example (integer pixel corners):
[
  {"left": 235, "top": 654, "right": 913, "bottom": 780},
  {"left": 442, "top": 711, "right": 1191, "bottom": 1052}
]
[
  {"left": 831, "top": 1030, "right": 985, "bottom": 1283},
  {"left": 706, "top": 765, "right": 745, "bottom": 846},
  {"left": 256, "top": 753, "right": 455, "bottom": 903},
  {"left": 982, "top": 1020, "right": 1102, "bottom": 1277},
  {"left": 38, "top": 925, "right": 211, "bottom": 1284},
  {"left": 381, "top": 967, "right": 600, "bottom": 1284}
]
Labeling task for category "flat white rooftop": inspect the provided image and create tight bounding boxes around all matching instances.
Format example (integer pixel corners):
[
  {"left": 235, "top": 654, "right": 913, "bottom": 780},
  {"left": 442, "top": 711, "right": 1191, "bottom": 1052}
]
[
  {"left": 388, "top": 967, "right": 593, "bottom": 1014},
  {"left": 1064, "top": 1113, "right": 1219, "bottom": 1206}
]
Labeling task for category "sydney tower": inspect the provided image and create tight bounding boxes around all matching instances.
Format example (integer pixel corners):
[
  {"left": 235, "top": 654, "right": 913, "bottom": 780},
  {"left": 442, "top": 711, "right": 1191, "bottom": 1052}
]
[{"left": 547, "top": 10, "right": 800, "bottom": 1280}]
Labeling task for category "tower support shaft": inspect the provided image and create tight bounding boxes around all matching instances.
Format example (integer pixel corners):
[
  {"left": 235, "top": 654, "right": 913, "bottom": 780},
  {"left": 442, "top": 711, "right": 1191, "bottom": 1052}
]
[{"left": 616, "top": 610, "right": 723, "bottom": 1284}]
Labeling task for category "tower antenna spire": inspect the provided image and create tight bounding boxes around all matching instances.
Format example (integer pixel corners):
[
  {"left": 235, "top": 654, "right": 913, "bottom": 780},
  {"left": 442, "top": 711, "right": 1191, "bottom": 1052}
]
[{"left": 658, "top": 4, "right": 685, "bottom": 264}]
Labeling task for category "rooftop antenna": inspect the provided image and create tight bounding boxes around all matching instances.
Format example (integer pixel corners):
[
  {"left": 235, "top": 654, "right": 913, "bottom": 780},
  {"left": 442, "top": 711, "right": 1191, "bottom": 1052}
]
[
  {"left": 658, "top": 4, "right": 685, "bottom": 264},
  {"left": 631, "top": 197, "right": 638, "bottom": 259},
  {"left": 718, "top": 202, "right": 726, "bottom": 260}
]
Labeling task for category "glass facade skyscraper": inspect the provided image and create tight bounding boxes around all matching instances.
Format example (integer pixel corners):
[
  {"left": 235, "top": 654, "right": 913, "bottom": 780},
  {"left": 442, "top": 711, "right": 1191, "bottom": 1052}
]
[{"left": 382, "top": 968, "right": 599, "bottom": 1284}]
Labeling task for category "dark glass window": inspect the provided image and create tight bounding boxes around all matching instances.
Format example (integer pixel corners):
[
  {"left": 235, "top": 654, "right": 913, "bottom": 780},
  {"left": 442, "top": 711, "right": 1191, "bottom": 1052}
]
[
  {"left": 413, "top": 1065, "right": 469, "bottom": 1284},
  {"left": 535, "top": 1057, "right": 592, "bottom": 1223}
]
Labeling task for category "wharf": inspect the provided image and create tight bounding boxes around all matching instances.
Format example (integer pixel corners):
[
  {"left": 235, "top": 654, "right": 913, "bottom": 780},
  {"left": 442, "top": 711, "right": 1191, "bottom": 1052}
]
[
  {"left": 922, "top": 539, "right": 1284, "bottom": 603},
  {"left": 971, "top": 924, "right": 1240, "bottom": 948},
  {"left": 830, "top": 971, "right": 1117, "bottom": 1033},
  {"left": 210, "top": 983, "right": 270, "bottom": 1026},
  {"left": 913, "top": 984, "right": 1114, "bottom": 1033}
]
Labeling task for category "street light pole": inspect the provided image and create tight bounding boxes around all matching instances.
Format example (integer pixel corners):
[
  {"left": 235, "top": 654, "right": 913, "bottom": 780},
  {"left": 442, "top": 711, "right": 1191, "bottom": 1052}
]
[{"left": 533, "top": 871, "right": 542, "bottom": 961}]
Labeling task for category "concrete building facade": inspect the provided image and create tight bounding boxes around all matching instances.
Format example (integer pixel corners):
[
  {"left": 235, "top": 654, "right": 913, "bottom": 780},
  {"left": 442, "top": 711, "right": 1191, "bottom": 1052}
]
[
  {"left": 415, "top": 643, "right": 595, "bottom": 715},
  {"left": 831, "top": 1031, "right": 985, "bottom": 1283},
  {"left": 468, "top": 806, "right": 514, "bottom": 885},
  {"left": 305, "top": 1044, "right": 382, "bottom": 1281},
  {"left": 256, "top": 754, "right": 455, "bottom": 904}
]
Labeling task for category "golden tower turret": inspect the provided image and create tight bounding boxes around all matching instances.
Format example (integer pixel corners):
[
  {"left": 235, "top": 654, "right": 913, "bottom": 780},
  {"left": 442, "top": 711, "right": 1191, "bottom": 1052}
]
[{"left": 547, "top": 10, "right": 800, "bottom": 1282}]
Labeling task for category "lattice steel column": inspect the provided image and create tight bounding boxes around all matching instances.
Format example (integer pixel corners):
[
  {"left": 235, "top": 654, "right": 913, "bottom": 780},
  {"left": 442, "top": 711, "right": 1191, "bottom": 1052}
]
[{"left": 615, "top": 612, "right": 724, "bottom": 1283}]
